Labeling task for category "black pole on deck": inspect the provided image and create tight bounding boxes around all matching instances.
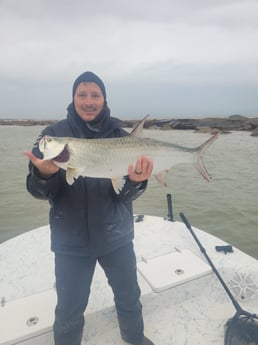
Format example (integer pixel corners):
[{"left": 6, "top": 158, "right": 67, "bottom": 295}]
[{"left": 166, "top": 194, "right": 174, "bottom": 222}]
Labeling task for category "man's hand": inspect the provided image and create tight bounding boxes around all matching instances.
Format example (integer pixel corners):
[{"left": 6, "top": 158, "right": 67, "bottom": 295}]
[
  {"left": 128, "top": 156, "right": 153, "bottom": 183},
  {"left": 24, "top": 151, "right": 60, "bottom": 178}
]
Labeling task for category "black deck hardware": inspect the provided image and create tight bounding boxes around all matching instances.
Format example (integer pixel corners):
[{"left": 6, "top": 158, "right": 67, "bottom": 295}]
[
  {"left": 134, "top": 215, "right": 144, "bottom": 223},
  {"left": 166, "top": 194, "right": 174, "bottom": 222},
  {"left": 215, "top": 245, "right": 233, "bottom": 254}
]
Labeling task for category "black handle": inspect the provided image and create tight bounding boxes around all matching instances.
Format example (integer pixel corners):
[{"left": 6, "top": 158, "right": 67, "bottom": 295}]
[{"left": 215, "top": 245, "right": 233, "bottom": 254}]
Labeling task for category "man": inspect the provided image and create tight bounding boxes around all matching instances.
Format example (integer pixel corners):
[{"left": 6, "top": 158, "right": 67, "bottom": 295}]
[{"left": 24, "top": 71, "right": 154, "bottom": 345}]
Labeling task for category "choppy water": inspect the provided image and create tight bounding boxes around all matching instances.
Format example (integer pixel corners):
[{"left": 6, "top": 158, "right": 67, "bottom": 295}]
[{"left": 0, "top": 125, "right": 257, "bottom": 259}]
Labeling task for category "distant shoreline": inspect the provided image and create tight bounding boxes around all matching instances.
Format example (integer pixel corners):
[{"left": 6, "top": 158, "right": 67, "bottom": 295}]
[{"left": 1, "top": 115, "right": 258, "bottom": 135}]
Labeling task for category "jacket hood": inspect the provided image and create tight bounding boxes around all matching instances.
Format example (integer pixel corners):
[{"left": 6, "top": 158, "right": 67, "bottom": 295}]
[{"left": 67, "top": 103, "right": 120, "bottom": 139}]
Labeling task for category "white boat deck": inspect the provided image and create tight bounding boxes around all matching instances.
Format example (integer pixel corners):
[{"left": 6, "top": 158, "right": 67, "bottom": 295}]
[{"left": 1, "top": 216, "right": 258, "bottom": 344}]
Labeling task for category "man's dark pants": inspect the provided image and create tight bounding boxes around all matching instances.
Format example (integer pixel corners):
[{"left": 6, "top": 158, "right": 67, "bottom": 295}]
[{"left": 53, "top": 242, "right": 144, "bottom": 345}]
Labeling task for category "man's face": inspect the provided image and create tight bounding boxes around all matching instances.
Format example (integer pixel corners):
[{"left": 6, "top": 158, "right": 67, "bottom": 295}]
[{"left": 74, "top": 82, "right": 105, "bottom": 122}]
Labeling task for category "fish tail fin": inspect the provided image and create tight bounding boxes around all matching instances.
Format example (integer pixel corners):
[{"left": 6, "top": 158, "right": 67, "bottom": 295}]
[{"left": 193, "top": 133, "right": 220, "bottom": 181}]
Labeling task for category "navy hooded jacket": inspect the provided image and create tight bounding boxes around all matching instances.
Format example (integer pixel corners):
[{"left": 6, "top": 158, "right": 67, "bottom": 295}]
[{"left": 26, "top": 105, "right": 147, "bottom": 257}]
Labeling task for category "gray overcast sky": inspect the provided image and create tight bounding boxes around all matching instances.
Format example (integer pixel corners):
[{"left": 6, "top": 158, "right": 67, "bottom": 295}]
[{"left": 1, "top": 0, "right": 258, "bottom": 119}]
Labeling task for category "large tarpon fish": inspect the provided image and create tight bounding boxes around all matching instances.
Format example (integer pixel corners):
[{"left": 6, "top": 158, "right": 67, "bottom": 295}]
[{"left": 39, "top": 117, "right": 219, "bottom": 193}]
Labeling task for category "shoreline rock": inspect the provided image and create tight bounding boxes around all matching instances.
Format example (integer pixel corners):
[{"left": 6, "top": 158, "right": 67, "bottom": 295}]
[
  {"left": 0, "top": 119, "right": 58, "bottom": 126},
  {"left": 1, "top": 115, "right": 258, "bottom": 135}
]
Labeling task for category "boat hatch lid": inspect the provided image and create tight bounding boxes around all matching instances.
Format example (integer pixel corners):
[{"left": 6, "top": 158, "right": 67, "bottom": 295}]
[
  {"left": 137, "top": 249, "right": 212, "bottom": 292},
  {"left": 0, "top": 289, "right": 56, "bottom": 344}
]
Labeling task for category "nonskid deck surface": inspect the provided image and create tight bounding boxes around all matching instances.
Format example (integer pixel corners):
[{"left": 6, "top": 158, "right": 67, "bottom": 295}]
[{"left": 1, "top": 216, "right": 258, "bottom": 345}]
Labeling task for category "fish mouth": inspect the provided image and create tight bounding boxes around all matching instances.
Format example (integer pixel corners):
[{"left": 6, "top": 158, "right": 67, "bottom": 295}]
[{"left": 53, "top": 144, "right": 70, "bottom": 163}]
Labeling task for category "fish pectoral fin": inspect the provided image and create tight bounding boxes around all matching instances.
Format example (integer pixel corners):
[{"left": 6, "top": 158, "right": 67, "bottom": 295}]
[
  {"left": 66, "top": 167, "right": 78, "bottom": 185},
  {"left": 154, "top": 170, "right": 169, "bottom": 187},
  {"left": 111, "top": 176, "right": 127, "bottom": 194}
]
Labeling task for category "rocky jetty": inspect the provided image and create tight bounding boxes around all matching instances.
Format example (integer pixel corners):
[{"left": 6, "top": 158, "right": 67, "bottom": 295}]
[
  {"left": 0, "top": 119, "right": 57, "bottom": 126},
  {"left": 1, "top": 115, "right": 258, "bottom": 135},
  {"left": 121, "top": 115, "right": 258, "bottom": 135}
]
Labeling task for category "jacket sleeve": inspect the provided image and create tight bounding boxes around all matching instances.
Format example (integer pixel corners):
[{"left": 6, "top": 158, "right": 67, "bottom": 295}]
[
  {"left": 26, "top": 166, "right": 61, "bottom": 200},
  {"left": 26, "top": 127, "right": 61, "bottom": 201}
]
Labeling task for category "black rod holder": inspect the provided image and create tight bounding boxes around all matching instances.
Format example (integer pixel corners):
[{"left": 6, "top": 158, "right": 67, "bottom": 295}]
[{"left": 166, "top": 194, "right": 174, "bottom": 222}]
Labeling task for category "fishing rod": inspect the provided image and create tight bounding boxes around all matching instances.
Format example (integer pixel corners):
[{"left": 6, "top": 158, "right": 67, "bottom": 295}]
[{"left": 179, "top": 212, "right": 258, "bottom": 345}]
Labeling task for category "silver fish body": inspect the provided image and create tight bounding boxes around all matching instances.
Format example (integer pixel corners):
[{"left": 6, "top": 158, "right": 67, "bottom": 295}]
[{"left": 39, "top": 120, "right": 219, "bottom": 193}]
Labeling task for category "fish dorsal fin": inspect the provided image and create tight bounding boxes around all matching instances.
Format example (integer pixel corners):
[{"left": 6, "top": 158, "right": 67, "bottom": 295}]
[
  {"left": 111, "top": 176, "right": 127, "bottom": 194},
  {"left": 130, "top": 115, "right": 149, "bottom": 138}
]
